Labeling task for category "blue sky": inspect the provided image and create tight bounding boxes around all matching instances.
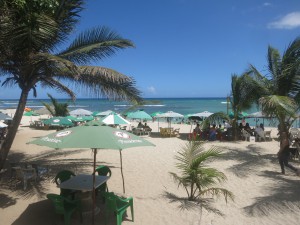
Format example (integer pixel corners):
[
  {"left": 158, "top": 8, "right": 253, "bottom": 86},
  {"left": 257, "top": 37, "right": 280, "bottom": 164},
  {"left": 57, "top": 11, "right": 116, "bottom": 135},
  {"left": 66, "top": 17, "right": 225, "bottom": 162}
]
[{"left": 1, "top": 0, "right": 300, "bottom": 99}]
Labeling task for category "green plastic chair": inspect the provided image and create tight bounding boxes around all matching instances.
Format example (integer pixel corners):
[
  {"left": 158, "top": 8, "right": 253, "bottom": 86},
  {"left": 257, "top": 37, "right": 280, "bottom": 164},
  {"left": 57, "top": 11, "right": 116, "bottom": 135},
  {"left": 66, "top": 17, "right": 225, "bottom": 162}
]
[
  {"left": 103, "top": 192, "right": 134, "bottom": 225},
  {"left": 55, "top": 170, "right": 76, "bottom": 198},
  {"left": 47, "top": 193, "right": 82, "bottom": 225},
  {"left": 95, "top": 165, "right": 111, "bottom": 195}
]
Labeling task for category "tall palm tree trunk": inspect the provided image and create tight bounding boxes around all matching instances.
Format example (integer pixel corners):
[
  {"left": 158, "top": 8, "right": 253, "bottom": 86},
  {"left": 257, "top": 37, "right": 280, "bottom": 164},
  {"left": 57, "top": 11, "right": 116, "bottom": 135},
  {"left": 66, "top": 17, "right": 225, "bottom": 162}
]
[{"left": 0, "top": 89, "right": 29, "bottom": 170}]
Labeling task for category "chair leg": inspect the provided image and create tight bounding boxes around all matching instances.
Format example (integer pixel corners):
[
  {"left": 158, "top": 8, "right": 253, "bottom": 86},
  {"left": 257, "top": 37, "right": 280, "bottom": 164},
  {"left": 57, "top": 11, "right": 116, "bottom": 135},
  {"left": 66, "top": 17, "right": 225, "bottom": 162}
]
[
  {"left": 130, "top": 204, "right": 134, "bottom": 221},
  {"left": 117, "top": 212, "right": 124, "bottom": 225}
]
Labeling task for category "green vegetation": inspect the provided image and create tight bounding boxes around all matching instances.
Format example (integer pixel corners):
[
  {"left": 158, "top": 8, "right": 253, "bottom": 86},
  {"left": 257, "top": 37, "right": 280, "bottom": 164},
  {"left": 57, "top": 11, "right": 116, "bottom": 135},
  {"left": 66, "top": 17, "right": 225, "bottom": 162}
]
[
  {"left": 247, "top": 38, "right": 300, "bottom": 137},
  {"left": 41, "top": 94, "right": 69, "bottom": 117},
  {"left": 0, "top": 0, "right": 142, "bottom": 170},
  {"left": 165, "top": 141, "right": 233, "bottom": 216}
]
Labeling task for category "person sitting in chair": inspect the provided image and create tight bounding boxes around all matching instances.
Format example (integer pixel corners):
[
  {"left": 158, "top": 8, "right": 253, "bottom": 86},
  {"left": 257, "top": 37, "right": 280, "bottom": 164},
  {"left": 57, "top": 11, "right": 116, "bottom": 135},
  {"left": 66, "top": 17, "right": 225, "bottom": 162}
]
[
  {"left": 137, "top": 122, "right": 144, "bottom": 128},
  {"left": 144, "top": 123, "right": 152, "bottom": 131}
]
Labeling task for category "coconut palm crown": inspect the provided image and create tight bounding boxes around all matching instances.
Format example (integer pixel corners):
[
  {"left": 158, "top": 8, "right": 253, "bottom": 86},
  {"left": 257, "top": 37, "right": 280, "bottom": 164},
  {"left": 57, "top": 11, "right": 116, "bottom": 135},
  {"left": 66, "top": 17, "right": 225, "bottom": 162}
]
[
  {"left": 0, "top": 0, "right": 142, "bottom": 169},
  {"left": 248, "top": 37, "right": 300, "bottom": 136}
]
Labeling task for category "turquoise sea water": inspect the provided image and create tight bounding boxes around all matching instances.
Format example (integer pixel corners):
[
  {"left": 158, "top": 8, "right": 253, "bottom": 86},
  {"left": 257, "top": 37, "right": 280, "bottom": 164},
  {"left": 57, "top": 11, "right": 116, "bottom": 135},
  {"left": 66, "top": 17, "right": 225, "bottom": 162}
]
[
  {"left": 0, "top": 97, "right": 239, "bottom": 115},
  {"left": 1, "top": 97, "right": 276, "bottom": 126}
]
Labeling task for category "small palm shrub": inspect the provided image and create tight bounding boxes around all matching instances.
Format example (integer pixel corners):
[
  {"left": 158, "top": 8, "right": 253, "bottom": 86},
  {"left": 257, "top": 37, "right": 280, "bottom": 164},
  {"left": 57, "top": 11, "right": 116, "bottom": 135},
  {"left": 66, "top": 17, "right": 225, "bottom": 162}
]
[{"left": 165, "top": 140, "right": 234, "bottom": 215}]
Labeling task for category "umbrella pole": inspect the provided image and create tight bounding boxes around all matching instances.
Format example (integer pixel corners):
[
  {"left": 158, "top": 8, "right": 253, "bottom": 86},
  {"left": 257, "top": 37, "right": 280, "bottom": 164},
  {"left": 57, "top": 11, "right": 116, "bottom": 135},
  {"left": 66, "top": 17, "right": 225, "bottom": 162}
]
[
  {"left": 120, "top": 150, "right": 125, "bottom": 193},
  {"left": 92, "top": 148, "right": 97, "bottom": 225}
]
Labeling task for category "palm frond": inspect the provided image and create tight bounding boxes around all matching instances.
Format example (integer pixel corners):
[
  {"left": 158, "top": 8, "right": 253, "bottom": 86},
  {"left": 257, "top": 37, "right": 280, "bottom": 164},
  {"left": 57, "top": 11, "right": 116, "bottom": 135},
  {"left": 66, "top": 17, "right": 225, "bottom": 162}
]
[
  {"left": 62, "top": 66, "right": 142, "bottom": 103},
  {"left": 199, "top": 188, "right": 234, "bottom": 203},
  {"left": 259, "top": 95, "right": 297, "bottom": 118},
  {"left": 58, "top": 26, "right": 134, "bottom": 64},
  {"left": 39, "top": 77, "right": 76, "bottom": 101}
]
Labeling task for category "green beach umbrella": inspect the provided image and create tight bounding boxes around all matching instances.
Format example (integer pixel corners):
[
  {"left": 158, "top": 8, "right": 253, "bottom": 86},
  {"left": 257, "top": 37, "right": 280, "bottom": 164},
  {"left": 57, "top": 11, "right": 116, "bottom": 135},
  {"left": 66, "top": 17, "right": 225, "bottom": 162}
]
[
  {"left": 28, "top": 125, "right": 155, "bottom": 193},
  {"left": 150, "top": 111, "right": 163, "bottom": 117},
  {"left": 76, "top": 115, "right": 94, "bottom": 122},
  {"left": 23, "top": 111, "right": 40, "bottom": 116},
  {"left": 95, "top": 110, "right": 114, "bottom": 117},
  {"left": 28, "top": 125, "right": 154, "bottom": 224},
  {"left": 43, "top": 117, "right": 74, "bottom": 127},
  {"left": 85, "top": 120, "right": 105, "bottom": 126},
  {"left": 92, "top": 111, "right": 100, "bottom": 116},
  {"left": 127, "top": 110, "right": 152, "bottom": 121},
  {"left": 229, "top": 111, "right": 248, "bottom": 120}
]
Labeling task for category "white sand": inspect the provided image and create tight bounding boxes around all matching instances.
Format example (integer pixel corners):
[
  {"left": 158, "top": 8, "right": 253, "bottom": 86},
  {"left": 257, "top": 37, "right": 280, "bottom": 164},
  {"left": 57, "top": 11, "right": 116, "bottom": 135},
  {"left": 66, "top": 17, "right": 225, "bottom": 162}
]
[{"left": 1, "top": 113, "right": 300, "bottom": 225}]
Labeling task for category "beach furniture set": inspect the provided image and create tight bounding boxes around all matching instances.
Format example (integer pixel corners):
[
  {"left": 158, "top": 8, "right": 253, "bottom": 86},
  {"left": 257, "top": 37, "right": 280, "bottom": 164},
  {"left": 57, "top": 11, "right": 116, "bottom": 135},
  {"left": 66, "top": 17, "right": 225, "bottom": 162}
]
[
  {"left": 47, "top": 166, "right": 133, "bottom": 225},
  {"left": 159, "top": 127, "right": 180, "bottom": 137}
]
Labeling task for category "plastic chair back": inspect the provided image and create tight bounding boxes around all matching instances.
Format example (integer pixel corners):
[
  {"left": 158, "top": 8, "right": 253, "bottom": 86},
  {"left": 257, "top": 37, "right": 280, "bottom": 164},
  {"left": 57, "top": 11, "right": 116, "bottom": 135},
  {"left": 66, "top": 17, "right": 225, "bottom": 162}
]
[
  {"left": 55, "top": 170, "right": 75, "bottom": 185},
  {"left": 47, "top": 194, "right": 65, "bottom": 214},
  {"left": 95, "top": 165, "right": 111, "bottom": 177}
]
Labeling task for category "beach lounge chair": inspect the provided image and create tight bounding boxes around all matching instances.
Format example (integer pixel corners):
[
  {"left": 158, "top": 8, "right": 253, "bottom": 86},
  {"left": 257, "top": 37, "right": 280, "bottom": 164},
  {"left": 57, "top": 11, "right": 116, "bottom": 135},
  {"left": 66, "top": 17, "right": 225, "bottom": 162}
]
[
  {"left": 47, "top": 193, "right": 82, "bottom": 225},
  {"left": 13, "top": 166, "right": 37, "bottom": 190},
  {"left": 172, "top": 128, "right": 180, "bottom": 137},
  {"left": 103, "top": 192, "right": 134, "bottom": 225},
  {"left": 256, "top": 130, "right": 266, "bottom": 142},
  {"left": 264, "top": 130, "right": 272, "bottom": 141},
  {"left": 241, "top": 129, "right": 251, "bottom": 141},
  {"left": 289, "top": 128, "right": 300, "bottom": 142},
  {"left": 55, "top": 170, "right": 76, "bottom": 198}
]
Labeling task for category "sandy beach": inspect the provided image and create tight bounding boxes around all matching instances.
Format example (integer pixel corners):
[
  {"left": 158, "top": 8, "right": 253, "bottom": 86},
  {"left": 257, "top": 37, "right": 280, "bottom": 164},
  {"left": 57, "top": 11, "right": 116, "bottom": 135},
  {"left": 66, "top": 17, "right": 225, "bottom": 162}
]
[{"left": 1, "top": 112, "right": 300, "bottom": 225}]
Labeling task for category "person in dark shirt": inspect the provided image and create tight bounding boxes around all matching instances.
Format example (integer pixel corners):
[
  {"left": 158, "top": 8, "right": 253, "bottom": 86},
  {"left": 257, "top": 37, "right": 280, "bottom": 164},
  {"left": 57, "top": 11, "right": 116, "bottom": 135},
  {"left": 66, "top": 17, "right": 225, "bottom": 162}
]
[{"left": 277, "top": 132, "right": 300, "bottom": 175}]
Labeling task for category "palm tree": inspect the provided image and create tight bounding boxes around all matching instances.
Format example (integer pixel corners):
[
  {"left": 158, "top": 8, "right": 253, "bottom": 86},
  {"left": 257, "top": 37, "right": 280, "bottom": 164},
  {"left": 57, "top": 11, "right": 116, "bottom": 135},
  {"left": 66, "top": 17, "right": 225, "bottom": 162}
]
[
  {"left": 165, "top": 141, "right": 233, "bottom": 218},
  {"left": 0, "top": 0, "right": 142, "bottom": 170},
  {"left": 248, "top": 37, "right": 300, "bottom": 138},
  {"left": 41, "top": 94, "right": 69, "bottom": 117},
  {"left": 228, "top": 73, "right": 261, "bottom": 140}
]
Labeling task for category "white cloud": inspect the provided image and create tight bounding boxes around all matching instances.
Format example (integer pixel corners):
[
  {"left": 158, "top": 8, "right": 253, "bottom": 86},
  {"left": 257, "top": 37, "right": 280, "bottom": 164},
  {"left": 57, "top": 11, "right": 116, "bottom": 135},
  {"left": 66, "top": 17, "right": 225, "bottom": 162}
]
[
  {"left": 268, "top": 12, "right": 300, "bottom": 29},
  {"left": 263, "top": 2, "right": 272, "bottom": 7},
  {"left": 147, "top": 86, "right": 156, "bottom": 94}
]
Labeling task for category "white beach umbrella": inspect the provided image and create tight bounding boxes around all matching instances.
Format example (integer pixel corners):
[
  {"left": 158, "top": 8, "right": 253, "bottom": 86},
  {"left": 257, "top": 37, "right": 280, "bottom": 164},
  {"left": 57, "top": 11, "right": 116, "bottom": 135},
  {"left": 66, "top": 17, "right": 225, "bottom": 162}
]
[
  {"left": 191, "top": 111, "right": 213, "bottom": 118},
  {"left": 0, "top": 121, "right": 8, "bottom": 128},
  {"left": 69, "top": 108, "right": 93, "bottom": 116},
  {"left": 95, "top": 110, "right": 114, "bottom": 117},
  {"left": 156, "top": 111, "right": 184, "bottom": 118},
  {"left": 0, "top": 112, "right": 12, "bottom": 120},
  {"left": 156, "top": 111, "right": 184, "bottom": 129}
]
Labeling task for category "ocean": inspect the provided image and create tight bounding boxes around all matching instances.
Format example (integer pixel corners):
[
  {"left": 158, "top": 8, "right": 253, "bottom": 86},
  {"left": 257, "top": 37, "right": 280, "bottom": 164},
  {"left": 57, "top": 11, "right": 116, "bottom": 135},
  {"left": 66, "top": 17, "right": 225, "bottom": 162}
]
[
  {"left": 1, "top": 97, "right": 276, "bottom": 126},
  {"left": 0, "top": 97, "right": 245, "bottom": 115}
]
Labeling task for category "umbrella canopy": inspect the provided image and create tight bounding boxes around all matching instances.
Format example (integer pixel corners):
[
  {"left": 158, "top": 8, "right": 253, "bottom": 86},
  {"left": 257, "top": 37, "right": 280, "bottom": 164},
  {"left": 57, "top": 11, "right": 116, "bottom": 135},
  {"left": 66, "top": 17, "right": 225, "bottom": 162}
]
[
  {"left": 150, "top": 111, "right": 163, "bottom": 117},
  {"left": 100, "top": 113, "right": 130, "bottom": 125},
  {"left": 69, "top": 108, "right": 93, "bottom": 116},
  {"left": 191, "top": 111, "right": 213, "bottom": 118},
  {"left": 156, "top": 111, "right": 184, "bottom": 130},
  {"left": 95, "top": 110, "right": 114, "bottom": 117},
  {"left": 0, "top": 121, "right": 8, "bottom": 128},
  {"left": 67, "top": 115, "right": 94, "bottom": 122},
  {"left": 188, "top": 116, "right": 203, "bottom": 122},
  {"left": 127, "top": 110, "right": 152, "bottom": 121},
  {"left": 43, "top": 117, "right": 74, "bottom": 127},
  {"left": 28, "top": 125, "right": 154, "bottom": 192},
  {"left": 91, "top": 111, "right": 100, "bottom": 116},
  {"left": 229, "top": 111, "right": 248, "bottom": 119},
  {"left": 156, "top": 111, "right": 184, "bottom": 118},
  {"left": 28, "top": 125, "right": 154, "bottom": 223},
  {"left": 85, "top": 120, "right": 105, "bottom": 126},
  {"left": 23, "top": 111, "right": 40, "bottom": 116},
  {"left": 0, "top": 112, "right": 12, "bottom": 120}
]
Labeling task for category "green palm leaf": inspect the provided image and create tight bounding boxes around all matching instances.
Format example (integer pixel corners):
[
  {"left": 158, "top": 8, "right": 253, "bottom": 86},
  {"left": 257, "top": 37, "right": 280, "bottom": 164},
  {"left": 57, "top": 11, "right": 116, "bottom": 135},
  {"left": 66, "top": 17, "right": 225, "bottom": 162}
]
[{"left": 59, "top": 26, "right": 134, "bottom": 64}]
